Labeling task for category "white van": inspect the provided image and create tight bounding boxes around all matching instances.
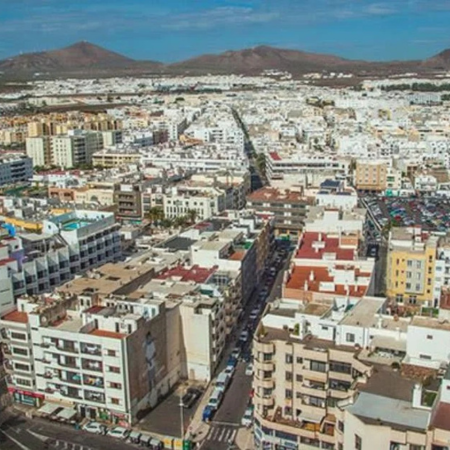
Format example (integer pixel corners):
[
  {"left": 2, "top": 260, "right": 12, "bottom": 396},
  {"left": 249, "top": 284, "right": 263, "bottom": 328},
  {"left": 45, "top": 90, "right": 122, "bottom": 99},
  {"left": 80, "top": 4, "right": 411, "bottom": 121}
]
[
  {"left": 207, "top": 388, "right": 224, "bottom": 411},
  {"left": 215, "top": 371, "right": 231, "bottom": 392}
]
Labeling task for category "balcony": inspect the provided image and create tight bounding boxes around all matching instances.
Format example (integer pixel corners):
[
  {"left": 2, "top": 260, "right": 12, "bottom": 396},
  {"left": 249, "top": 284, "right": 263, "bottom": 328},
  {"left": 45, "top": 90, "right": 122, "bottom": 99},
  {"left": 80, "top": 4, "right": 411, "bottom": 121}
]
[
  {"left": 81, "top": 359, "right": 103, "bottom": 372},
  {"left": 255, "top": 377, "right": 275, "bottom": 389},
  {"left": 254, "top": 392, "right": 274, "bottom": 407},
  {"left": 80, "top": 344, "right": 102, "bottom": 357},
  {"left": 254, "top": 360, "right": 275, "bottom": 372},
  {"left": 84, "top": 391, "right": 105, "bottom": 403},
  {"left": 56, "top": 344, "right": 78, "bottom": 354}
]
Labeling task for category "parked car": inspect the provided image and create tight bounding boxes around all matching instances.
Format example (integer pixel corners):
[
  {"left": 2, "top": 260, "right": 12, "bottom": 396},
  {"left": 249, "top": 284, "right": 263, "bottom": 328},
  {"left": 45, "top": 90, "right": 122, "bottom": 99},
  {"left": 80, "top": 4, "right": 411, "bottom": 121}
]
[
  {"left": 207, "top": 388, "right": 224, "bottom": 411},
  {"left": 224, "top": 364, "right": 236, "bottom": 377},
  {"left": 239, "top": 330, "right": 249, "bottom": 342},
  {"left": 128, "top": 431, "right": 142, "bottom": 444},
  {"left": 241, "top": 407, "right": 253, "bottom": 427},
  {"left": 82, "top": 421, "right": 107, "bottom": 435},
  {"left": 215, "top": 371, "right": 231, "bottom": 392},
  {"left": 202, "top": 405, "right": 215, "bottom": 422},
  {"left": 181, "top": 387, "right": 203, "bottom": 408},
  {"left": 107, "top": 426, "right": 130, "bottom": 440},
  {"left": 245, "top": 364, "right": 253, "bottom": 376},
  {"left": 227, "top": 356, "right": 238, "bottom": 368},
  {"left": 231, "top": 347, "right": 241, "bottom": 359}
]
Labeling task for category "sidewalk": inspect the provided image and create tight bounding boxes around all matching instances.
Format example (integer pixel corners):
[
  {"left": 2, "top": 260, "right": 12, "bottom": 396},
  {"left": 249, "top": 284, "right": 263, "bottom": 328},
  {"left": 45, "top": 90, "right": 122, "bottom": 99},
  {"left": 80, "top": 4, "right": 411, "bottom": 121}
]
[{"left": 235, "top": 427, "right": 254, "bottom": 450}]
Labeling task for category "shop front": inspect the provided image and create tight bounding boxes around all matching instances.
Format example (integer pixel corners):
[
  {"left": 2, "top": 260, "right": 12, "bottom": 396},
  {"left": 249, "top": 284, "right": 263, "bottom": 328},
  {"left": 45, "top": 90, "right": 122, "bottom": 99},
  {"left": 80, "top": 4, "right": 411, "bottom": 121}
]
[{"left": 8, "top": 387, "right": 44, "bottom": 407}]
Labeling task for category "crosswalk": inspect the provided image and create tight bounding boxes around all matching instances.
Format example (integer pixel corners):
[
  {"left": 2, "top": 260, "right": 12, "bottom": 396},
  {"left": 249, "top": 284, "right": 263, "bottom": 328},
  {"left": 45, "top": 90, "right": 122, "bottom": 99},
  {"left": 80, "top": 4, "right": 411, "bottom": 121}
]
[{"left": 204, "top": 423, "right": 237, "bottom": 444}]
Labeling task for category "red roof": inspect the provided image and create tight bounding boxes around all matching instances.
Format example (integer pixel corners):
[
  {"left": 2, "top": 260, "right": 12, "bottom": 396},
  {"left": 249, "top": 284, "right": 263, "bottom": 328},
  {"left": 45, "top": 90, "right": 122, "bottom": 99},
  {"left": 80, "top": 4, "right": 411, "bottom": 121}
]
[
  {"left": 296, "top": 232, "right": 356, "bottom": 261},
  {"left": 89, "top": 329, "right": 125, "bottom": 339},
  {"left": 2, "top": 310, "right": 28, "bottom": 324},
  {"left": 285, "top": 265, "right": 367, "bottom": 297},
  {"left": 431, "top": 402, "right": 450, "bottom": 431},
  {"left": 157, "top": 265, "right": 217, "bottom": 284},
  {"left": 85, "top": 305, "right": 105, "bottom": 314},
  {"left": 269, "top": 152, "right": 281, "bottom": 161},
  {"left": 0, "top": 258, "right": 15, "bottom": 267}
]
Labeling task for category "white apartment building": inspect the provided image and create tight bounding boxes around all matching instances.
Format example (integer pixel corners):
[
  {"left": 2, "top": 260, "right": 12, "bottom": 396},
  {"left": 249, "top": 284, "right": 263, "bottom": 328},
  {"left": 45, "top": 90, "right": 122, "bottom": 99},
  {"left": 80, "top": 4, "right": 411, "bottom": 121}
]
[
  {"left": 26, "top": 131, "right": 104, "bottom": 168},
  {"left": 0, "top": 210, "right": 121, "bottom": 313},
  {"left": 0, "top": 154, "right": 33, "bottom": 186},
  {"left": 163, "top": 186, "right": 227, "bottom": 221},
  {"left": 0, "top": 293, "right": 178, "bottom": 425}
]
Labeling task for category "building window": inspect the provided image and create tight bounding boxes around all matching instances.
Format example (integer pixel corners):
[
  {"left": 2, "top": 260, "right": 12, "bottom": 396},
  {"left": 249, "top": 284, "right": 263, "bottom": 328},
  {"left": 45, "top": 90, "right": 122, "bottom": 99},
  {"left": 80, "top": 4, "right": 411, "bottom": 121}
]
[
  {"left": 338, "top": 420, "right": 344, "bottom": 432},
  {"left": 285, "top": 371, "right": 293, "bottom": 381},
  {"left": 296, "top": 357, "right": 303, "bottom": 364},
  {"left": 329, "top": 361, "right": 352, "bottom": 374},
  {"left": 108, "top": 366, "right": 120, "bottom": 373},
  {"left": 427, "top": 335, "right": 433, "bottom": 340},
  {"left": 110, "top": 382, "right": 122, "bottom": 389},
  {"left": 346, "top": 333, "right": 355, "bottom": 343},
  {"left": 14, "top": 363, "right": 30, "bottom": 372},
  {"left": 407, "top": 260, "right": 413, "bottom": 267},
  {"left": 285, "top": 354, "right": 293, "bottom": 364},
  {"left": 111, "top": 398, "right": 120, "bottom": 405},
  {"left": 296, "top": 374, "right": 303, "bottom": 382},
  {"left": 285, "top": 389, "right": 293, "bottom": 399},
  {"left": 309, "top": 396, "right": 325, "bottom": 408},
  {"left": 263, "top": 353, "right": 273, "bottom": 361},
  {"left": 15, "top": 377, "right": 32, "bottom": 387},
  {"left": 12, "top": 347, "right": 28, "bottom": 356},
  {"left": 107, "top": 349, "right": 117, "bottom": 357},
  {"left": 310, "top": 361, "right": 326, "bottom": 373},
  {"left": 284, "top": 406, "right": 292, "bottom": 416},
  {"left": 355, "top": 434, "right": 362, "bottom": 450},
  {"left": 419, "top": 354, "right": 431, "bottom": 360},
  {"left": 416, "top": 261, "right": 422, "bottom": 269},
  {"left": 11, "top": 332, "right": 26, "bottom": 340}
]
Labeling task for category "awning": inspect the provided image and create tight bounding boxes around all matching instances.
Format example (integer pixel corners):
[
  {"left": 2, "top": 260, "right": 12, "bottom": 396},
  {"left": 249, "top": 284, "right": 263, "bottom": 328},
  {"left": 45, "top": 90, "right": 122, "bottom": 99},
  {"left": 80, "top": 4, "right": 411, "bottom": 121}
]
[
  {"left": 371, "top": 336, "right": 406, "bottom": 352},
  {"left": 56, "top": 407, "right": 76, "bottom": 421},
  {"left": 37, "top": 403, "right": 60, "bottom": 416},
  {"left": 299, "top": 411, "right": 323, "bottom": 423}
]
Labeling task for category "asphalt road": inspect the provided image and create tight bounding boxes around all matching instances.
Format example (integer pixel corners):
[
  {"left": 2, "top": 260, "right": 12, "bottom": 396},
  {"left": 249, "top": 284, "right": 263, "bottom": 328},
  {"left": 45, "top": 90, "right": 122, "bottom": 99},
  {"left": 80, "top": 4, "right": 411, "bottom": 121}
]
[{"left": 0, "top": 411, "right": 137, "bottom": 450}]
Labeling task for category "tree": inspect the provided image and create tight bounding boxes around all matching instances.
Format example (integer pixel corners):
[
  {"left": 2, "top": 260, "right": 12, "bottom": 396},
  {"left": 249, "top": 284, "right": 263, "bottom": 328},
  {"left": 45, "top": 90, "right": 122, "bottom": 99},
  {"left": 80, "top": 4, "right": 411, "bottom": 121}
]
[
  {"left": 186, "top": 209, "right": 198, "bottom": 224},
  {"left": 147, "top": 206, "right": 164, "bottom": 224}
]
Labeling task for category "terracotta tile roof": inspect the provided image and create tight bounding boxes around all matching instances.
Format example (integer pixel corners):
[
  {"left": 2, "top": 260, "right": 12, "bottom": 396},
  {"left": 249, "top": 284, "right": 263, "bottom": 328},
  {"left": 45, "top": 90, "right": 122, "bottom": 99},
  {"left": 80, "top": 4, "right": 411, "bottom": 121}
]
[
  {"left": 269, "top": 152, "right": 281, "bottom": 161},
  {"left": 2, "top": 310, "right": 28, "bottom": 324},
  {"left": 229, "top": 250, "right": 245, "bottom": 261},
  {"left": 247, "top": 187, "right": 305, "bottom": 203},
  {"left": 296, "top": 232, "right": 356, "bottom": 261},
  {"left": 89, "top": 329, "right": 126, "bottom": 339},
  {"left": 157, "top": 265, "right": 217, "bottom": 283},
  {"left": 285, "top": 265, "right": 367, "bottom": 297}
]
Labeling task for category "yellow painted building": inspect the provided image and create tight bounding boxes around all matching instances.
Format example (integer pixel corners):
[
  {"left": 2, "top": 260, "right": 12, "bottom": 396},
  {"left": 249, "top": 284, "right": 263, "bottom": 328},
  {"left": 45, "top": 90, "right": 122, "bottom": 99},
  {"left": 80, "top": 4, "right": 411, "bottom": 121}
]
[{"left": 386, "top": 227, "right": 439, "bottom": 306}]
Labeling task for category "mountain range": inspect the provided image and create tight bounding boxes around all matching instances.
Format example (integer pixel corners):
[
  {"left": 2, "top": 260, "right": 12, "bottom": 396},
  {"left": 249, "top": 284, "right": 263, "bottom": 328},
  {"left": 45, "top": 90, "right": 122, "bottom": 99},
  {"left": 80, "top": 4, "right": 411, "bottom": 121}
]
[{"left": 1, "top": 41, "right": 450, "bottom": 78}]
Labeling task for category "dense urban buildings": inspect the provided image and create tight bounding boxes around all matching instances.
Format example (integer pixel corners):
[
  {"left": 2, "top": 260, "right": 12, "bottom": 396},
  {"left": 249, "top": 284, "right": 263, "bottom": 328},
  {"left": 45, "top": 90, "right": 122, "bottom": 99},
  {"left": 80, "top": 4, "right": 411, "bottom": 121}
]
[{"left": 3, "top": 69, "right": 450, "bottom": 450}]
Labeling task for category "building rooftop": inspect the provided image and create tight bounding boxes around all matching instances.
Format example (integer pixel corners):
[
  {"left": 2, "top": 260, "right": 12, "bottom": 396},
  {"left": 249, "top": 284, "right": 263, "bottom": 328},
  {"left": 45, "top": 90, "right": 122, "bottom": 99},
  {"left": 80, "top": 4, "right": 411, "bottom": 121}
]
[
  {"left": 296, "top": 232, "right": 357, "bottom": 260},
  {"left": 346, "top": 391, "right": 429, "bottom": 432},
  {"left": 285, "top": 265, "right": 368, "bottom": 298},
  {"left": 411, "top": 316, "right": 450, "bottom": 331},
  {"left": 430, "top": 402, "right": 450, "bottom": 431},
  {"left": 89, "top": 329, "right": 126, "bottom": 339},
  {"left": 156, "top": 264, "right": 217, "bottom": 283},
  {"left": 340, "top": 297, "right": 386, "bottom": 327},
  {"left": 247, "top": 187, "right": 306, "bottom": 203},
  {"left": 1, "top": 310, "right": 28, "bottom": 324}
]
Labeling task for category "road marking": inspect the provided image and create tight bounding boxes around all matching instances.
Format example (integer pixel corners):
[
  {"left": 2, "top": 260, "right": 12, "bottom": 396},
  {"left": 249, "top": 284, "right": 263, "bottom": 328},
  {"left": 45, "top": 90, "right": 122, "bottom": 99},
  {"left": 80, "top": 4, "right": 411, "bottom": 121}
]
[
  {"left": 210, "top": 421, "right": 239, "bottom": 427},
  {"left": 217, "top": 428, "right": 227, "bottom": 441},
  {"left": 230, "top": 429, "right": 237, "bottom": 441},
  {"left": 0, "top": 429, "right": 31, "bottom": 450}
]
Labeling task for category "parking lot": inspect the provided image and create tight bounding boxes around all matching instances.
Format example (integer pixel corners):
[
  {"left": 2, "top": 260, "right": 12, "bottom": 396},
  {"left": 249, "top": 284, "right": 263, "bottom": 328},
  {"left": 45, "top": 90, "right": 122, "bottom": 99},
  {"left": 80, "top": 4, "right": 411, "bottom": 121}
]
[{"left": 363, "top": 196, "right": 450, "bottom": 232}]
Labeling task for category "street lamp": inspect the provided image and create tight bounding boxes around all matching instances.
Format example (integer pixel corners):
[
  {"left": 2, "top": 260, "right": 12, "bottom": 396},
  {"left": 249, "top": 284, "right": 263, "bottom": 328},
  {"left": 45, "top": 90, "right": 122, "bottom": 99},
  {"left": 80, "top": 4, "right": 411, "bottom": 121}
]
[{"left": 179, "top": 389, "right": 185, "bottom": 442}]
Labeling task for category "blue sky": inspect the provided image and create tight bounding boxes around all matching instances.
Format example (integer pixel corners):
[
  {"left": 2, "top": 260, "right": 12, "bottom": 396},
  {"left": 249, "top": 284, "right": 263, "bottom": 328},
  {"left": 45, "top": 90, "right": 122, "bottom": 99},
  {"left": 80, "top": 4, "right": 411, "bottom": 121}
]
[{"left": 1, "top": 0, "right": 450, "bottom": 62}]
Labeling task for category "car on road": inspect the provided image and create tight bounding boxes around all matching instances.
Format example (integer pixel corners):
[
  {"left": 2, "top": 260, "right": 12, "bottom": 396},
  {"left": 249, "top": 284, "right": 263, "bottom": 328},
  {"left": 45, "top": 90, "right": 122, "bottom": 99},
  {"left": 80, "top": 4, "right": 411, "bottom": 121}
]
[
  {"left": 227, "top": 356, "right": 238, "bottom": 368},
  {"left": 82, "top": 421, "right": 107, "bottom": 435},
  {"left": 231, "top": 347, "right": 241, "bottom": 359},
  {"left": 181, "top": 387, "right": 203, "bottom": 408},
  {"left": 239, "top": 330, "right": 249, "bottom": 342},
  {"left": 224, "top": 364, "right": 235, "bottom": 377},
  {"left": 127, "top": 431, "right": 142, "bottom": 444},
  {"left": 202, "top": 405, "right": 215, "bottom": 422},
  {"left": 215, "top": 371, "right": 231, "bottom": 392},
  {"left": 249, "top": 309, "right": 259, "bottom": 321},
  {"left": 107, "top": 426, "right": 130, "bottom": 440},
  {"left": 207, "top": 388, "right": 224, "bottom": 411},
  {"left": 245, "top": 364, "right": 253, "bottom": 376},
  {"left": 241, "top": 406, "right": 253, "bottom": 427}
]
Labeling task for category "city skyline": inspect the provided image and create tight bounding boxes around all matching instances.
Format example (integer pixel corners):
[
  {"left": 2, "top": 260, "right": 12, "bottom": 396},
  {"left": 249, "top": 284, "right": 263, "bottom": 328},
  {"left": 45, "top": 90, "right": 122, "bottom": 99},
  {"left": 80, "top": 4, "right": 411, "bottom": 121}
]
[{"left": 1, "top": 0, "right": 450, "bottom": 62}]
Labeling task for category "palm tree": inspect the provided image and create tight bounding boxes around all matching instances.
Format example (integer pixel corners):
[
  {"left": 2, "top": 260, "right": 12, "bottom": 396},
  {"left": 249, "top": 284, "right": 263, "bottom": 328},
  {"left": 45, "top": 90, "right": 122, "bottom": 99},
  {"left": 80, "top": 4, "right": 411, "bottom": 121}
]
[
  {"left": 187, "top": 209, "right": 198, "bottom": 224},
  {"left": 147, "top": 207, "right": 164, "bottom": 224}
]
